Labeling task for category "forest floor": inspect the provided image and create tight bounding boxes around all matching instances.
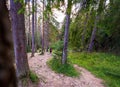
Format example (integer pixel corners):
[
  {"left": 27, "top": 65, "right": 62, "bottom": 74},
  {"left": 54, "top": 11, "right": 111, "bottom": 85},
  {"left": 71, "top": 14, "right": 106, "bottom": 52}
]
[{"left": 28, "top": 52, "right": 105, "bottom": 87}]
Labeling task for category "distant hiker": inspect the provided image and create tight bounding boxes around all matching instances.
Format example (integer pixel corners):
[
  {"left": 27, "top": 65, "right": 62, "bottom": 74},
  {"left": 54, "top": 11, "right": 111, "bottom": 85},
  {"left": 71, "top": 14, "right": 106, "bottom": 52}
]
[{"left": 50, "top": 48, "right": 52, "bottom": 53}]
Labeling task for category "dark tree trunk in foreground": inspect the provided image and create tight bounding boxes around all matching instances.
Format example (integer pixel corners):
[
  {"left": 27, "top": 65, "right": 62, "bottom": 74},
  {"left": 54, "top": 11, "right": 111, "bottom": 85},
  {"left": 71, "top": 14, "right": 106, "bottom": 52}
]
[
  {"left": 0, "top": 1, "right": 17, "bottom": 87},
  {"left": 10, "top": 0, "right": 30, "bottom": 78},
  {"left": 31, "top": 0, "right": 35, "bottom": 57},
  {"left": 62, "top": 1, "right": 72, "bottom": 64},
  {"left": 88, "top": 15, "right": 99, "bottom": 52}
]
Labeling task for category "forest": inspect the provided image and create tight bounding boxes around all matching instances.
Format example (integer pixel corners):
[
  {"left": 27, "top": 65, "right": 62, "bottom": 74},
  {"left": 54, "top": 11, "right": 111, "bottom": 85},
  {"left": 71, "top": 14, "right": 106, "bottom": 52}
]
[{"left": 0, "top": 0, "right": 120, "bottom": 87}]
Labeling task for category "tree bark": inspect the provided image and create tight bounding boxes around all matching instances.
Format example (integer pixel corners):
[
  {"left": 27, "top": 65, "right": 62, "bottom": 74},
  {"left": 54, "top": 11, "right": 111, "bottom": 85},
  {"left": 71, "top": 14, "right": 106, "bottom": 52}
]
[
  {"left": 31, "top": 0, "right": 35, "bottom": 57},
  {"left": 62, "top": 14, "right": 70, "bottom": 64},
  {"left": 88, "top": 15, "right": 99, "bottom": 52},
  {"left": 41, "top": 0, "right": 45, "bottom": 54},
  {"left": 62, "top": 0, "right": 72, "bottom": 64},
  {"left": 35, "top": 0, "right": 38, "bottom": 51},
  {"left": 10, "top": 0, "right": 30, "bottom": 78},
  {"left": 28, "top": 1, "right": 31, "bottom": 49},
  {"left": 46, "top": 18, "right": 50, "bottom": 52},
  {"left": 0, "top": 1, "right": 17, "bottom": 87}
]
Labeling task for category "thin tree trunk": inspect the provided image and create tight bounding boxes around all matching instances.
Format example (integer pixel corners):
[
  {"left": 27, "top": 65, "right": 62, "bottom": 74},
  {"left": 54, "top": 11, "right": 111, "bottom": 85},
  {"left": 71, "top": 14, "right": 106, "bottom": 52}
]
[
  {"left": 10, "top": 0, "right": 30, "bottom": 78},
  {"left": 88, "top": 15, "right": 99, "bottom": 52},
  {"left": 0, "top": 1, "right": 17, "bottom": 86},
  {"left": 41, "top": 0, "right": 45, "bottom": 54},
  {"left": 31, "top": 0, "right": 35, "bottom": 57},
  {"left": 28, "top": 1, "right": 31, "bottom": 49},
  {"left": 46, "top": 18, "right": 50, "bottom": 52},
  {"left": 62, "top": 1, "right": 72, "bottom": 64},
  {"left": 35, "top": 0, "right": 38, "bottom": 51},
  {"left": 62, "top": 14, "right": 70, "bottom": 64}
]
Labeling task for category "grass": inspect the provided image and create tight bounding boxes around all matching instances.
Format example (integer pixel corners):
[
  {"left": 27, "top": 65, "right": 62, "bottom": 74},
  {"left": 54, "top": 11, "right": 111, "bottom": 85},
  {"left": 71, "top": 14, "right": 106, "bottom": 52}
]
[
  {"left": 68, "top": 52, "right": 120, "bottom": 87},
  {"left": 29, "top": 71, "right": 39, "bottom": 83},
  {"left": 47, "top": 58, "right": 79, "bottom": 77}
]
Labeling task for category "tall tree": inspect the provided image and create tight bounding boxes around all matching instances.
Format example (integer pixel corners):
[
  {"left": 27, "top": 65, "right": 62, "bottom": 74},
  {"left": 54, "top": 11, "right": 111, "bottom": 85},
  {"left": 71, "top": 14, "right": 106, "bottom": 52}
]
[
  {"left": 62, "top": 0, "right": 72, "bottom": 64},
  {"left": 10, "top": 0, "right": 30, "bottom": 78},
  {"left": 28, "top": 1, "right": 31, "bottom": 50},
  {"left": 35, "top": 0, "right": 37, "bottom": 51},
  {"left": 88, "top": 15, "right": 99, "bottom": 52},
  {"left": 41, "top": 0, "right": 45, "bottom": 54},
  {"left": 88, "top": 0, "right": 105, "bottom": 52},
  {"left": 31, "top": 0, "right": 35, "bottom": 57},
  {"left": 0, "top": 1, "right": 17, "bottom": 86}
]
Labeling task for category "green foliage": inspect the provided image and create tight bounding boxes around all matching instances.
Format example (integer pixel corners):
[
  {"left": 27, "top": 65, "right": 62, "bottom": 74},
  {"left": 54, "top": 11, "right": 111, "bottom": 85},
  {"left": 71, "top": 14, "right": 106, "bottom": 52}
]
[
  {"left": 69, "top": 9, "right": 96, "bottom": 51},
  {"left": 14, "top": 0, "right": 26, "bottom": 14},
  {"left": 27, "top": 45, "right": 31, "bottom": 52},
  {"left": 68, "top": 52, "right": 120, "bottom": 87},
  {"left": 50, "top": 40, "right": 63, "bottom": 58},
  {"left": 49, "top": 23, "right": 59, "bottom": 43},
  {"left": 68, "top": 0, "right": 120, "bottom": 53},
  {"left": 47, "top": 58, "right": 79, "bottom": 77},
  {"left": 29, "top": 71, "right": 39, "bottom": 83},
  {"left": 98, "top": 0, "right": 120, "bottom": 53},
  {"left": 51, "top": 40, "right": 63, "bottom": 51}
]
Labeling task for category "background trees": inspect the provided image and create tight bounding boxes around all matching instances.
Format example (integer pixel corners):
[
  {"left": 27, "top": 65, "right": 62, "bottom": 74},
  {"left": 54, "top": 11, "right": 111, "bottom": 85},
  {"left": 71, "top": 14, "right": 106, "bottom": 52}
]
[{"left": 3, "top": 0, "right": 120, "bottom": 86}]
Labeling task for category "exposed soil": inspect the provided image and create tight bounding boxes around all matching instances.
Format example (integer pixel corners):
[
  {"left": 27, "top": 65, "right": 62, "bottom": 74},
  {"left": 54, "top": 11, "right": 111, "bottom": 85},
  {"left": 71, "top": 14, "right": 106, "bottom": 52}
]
[{"left": 27, "top": 52, "right": 105, "bottom": 87}]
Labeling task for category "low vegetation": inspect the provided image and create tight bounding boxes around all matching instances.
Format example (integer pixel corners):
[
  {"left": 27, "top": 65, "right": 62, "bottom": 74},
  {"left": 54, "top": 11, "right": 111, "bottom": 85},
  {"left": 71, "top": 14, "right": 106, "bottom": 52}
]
[
  {"left": 29, "top": 71, "right": 39, "bottom": 83},
  {"left": 47, "top": 58, "right": 79, "bottom": 77},
  {"left": 68, "top": 52, "right": 120, "bottom": 87}
]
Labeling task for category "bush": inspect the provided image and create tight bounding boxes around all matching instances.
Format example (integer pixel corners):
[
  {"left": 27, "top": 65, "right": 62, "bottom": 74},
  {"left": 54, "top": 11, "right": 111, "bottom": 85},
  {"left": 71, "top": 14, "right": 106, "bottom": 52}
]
[{"left": 50, "top": 40, "right": 63, "bottom": 59}]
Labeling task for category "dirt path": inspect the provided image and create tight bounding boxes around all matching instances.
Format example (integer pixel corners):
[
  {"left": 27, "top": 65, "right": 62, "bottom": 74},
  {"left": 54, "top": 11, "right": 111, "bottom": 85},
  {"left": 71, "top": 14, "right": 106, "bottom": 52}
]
[{"left": 28, "top": 52, "right": 105, "bottom": 87}]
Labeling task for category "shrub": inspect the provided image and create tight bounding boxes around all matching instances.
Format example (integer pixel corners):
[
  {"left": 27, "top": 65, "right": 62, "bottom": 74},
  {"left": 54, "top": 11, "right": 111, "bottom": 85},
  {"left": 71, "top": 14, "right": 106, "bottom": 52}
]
[{"left": 50, "top": 40, "right": 63, "bottom": 59}]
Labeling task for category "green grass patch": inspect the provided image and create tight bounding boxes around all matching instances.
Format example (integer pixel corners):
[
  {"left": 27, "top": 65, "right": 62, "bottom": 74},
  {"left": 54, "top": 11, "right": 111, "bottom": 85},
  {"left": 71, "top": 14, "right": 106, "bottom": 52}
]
[
  {"left": 29, "top": 71, "right": 39, "bottom": 83},
  {"left": 47, "top": 58, "right": 79, "bottom": 77},
  {"left": 68, "top": 52, "right": 120, "bottom": 87}
]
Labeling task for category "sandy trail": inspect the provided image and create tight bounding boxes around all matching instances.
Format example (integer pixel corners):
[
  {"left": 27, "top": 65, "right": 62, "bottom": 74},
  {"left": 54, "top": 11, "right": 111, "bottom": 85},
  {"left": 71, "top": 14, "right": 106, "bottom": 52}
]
[{"left": 28, "top": 52, "right": 105, "bottom": 87}]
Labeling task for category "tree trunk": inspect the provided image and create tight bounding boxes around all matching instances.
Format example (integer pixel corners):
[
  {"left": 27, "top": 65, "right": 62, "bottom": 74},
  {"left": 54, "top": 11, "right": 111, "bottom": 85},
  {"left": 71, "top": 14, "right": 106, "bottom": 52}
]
[
  {"left": 35, "top": 0, "right": 38, "bottom": 51},
  {"left": 0, "top": 1, "right": 17, "bottom": 87},
  {"left": 88, "top": 15, "right": 99, "bottom": 52},
  {"left": 62, "top": 0, "right": 72, "bottom": 64},
  {"left": 62, "top": 14, "right": 70, "bottom": 64},
  {"left": 46, "top": 18, "right": 50, "bottom": 52},
  {"left": 10, "top": 0, "right": 30, "bottom": 78},
  {"left": 28, "top": 1, "right": 31, "bottom": 50},
  {"left": 41, "top": 0, "right": 45, "bottom": 54},
  {"left": 31, "top": 0, "right": 35, "bottom": 57}
]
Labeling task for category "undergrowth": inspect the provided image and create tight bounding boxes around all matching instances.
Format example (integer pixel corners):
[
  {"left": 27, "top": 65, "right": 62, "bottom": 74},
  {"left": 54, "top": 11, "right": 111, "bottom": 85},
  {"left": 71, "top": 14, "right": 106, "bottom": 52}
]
[
  {"left": 68, "top": 52, "right": 120, "bottom": 87},
  {"left": 29, "top": 71, "right": 39, "bottom": 83},
  {"left": 47, "top": 58, "right": 79, "bottom": 77}
]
